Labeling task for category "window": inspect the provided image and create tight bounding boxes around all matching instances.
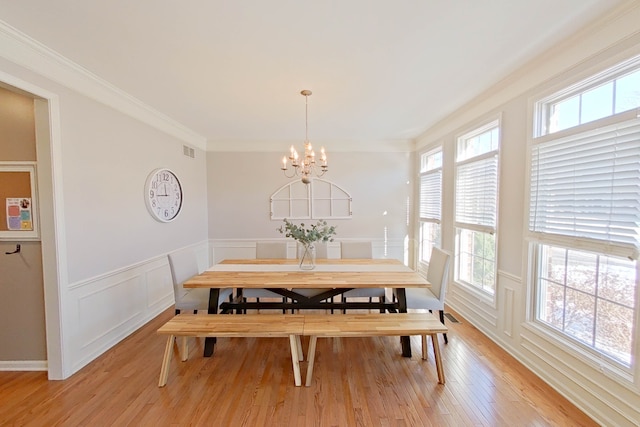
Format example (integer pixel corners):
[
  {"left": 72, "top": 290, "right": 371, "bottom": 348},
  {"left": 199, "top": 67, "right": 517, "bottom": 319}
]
[
  {"left": 536, "top": 245, "right": 636, "bottom": 366},
  {"left": 454, "top": 121, "right": 500, "bottom": 295},
  {"left": 538, "top": 57, "right": 640, "bottom": 136},
  {"left": 530, "top": 56, "right": 640, "bottom": 370},
  {"left": 418, "top": 149, "right": 442, "bottom": 264},
  {"left": 270, "top": 179, "right": 352, "bottom": 220}
]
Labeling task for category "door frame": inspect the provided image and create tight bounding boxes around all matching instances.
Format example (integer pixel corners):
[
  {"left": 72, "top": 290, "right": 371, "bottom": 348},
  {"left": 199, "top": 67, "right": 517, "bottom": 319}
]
[{"left": 1, "top": 70, "right": 67, "bottom": 379}]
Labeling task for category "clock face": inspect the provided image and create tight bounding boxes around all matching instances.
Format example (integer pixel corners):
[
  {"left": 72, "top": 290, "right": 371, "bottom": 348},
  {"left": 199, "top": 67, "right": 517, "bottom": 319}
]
[{"left": 145, "top": 168, "right": 183, "bottom": 222}]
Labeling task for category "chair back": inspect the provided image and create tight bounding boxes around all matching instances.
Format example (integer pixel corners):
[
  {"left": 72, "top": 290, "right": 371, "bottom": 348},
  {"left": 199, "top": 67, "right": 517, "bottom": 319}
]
[
  {"left": 340, "top": 241, "right": 372, "bottom": 259},
  {"left": 168, "top": 250, "right": 200, "bottom": 298},
  {"left": 314, "top": 241, "right": 328, "bottom": 259},
  {"left": 256, "top": 242, "right": 287, "bottom": 259},
  {"left": 426, "top": 247, "right": 450, "bottom": 301}
]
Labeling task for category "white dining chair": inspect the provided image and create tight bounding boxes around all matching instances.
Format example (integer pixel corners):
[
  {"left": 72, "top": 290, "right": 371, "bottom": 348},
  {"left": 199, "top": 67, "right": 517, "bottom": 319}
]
[
  {"left": 340, "top": 241, "right": 386, "bottom": 311},
  {"left": 243, "top": 242, "right": 288, "bottom": 311},
  {"left": 168, "top": 250, "right": 233, "bottom": 315},
  {"left": 400, "top": 247, "right": 450, "bottom": 344},
  {"left": 255, "top": 241, "right": 287, "bottom": 260},
  {"left": 168, "top": 250, "right": 233, "bottom": 359}
]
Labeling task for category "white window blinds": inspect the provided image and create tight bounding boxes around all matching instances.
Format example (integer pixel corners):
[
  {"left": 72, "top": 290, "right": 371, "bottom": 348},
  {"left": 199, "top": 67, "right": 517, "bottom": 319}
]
[
  {"left": 455, "top": 154, "right": 498, "bottom": 230},
  {"left": 529, "top": 115, "right": 640, "bottom": 250},
  {"left": 419, "top": 171, "right": 442, "bottom": 221}
]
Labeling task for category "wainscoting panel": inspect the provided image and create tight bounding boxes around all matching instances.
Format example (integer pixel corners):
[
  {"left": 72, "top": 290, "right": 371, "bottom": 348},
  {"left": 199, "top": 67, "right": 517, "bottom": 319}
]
[
  {"left": 63, "top": 244, "right": 206, "bottom": 375},
  {"left": 146, "top": 262, "right": 173, "bottom": 309},
  {"left": 501, "top": 287, "right": 515, "bottom": 338},
  {"left": 519, "top": 326, "right": 640, "bottom": 427},
  {"left": 77, "top": 275, "right": 145, "bottom": 350},
  {"left": 447, "top": 284, "right": 498, "bottom": 329},
  {"left": 496, "top": 270, "right": 522, "bottom": 340}
]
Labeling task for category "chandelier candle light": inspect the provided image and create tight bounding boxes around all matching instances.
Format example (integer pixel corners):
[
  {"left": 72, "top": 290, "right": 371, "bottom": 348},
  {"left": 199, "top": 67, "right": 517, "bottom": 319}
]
[{"left": 281, "top": 90, "right": 328, "bottom": 184}]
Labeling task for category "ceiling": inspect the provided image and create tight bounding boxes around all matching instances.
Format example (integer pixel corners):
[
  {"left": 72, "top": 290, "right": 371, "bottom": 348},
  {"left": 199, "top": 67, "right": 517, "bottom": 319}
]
[{"left": 0, "top": 1, "right": 624, "bottom": 148}]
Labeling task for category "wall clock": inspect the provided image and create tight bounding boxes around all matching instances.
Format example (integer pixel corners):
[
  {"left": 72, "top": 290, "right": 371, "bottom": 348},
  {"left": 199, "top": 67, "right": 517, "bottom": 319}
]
[{"left": 145, "top": 168, "right": 183, "bottom": 222}]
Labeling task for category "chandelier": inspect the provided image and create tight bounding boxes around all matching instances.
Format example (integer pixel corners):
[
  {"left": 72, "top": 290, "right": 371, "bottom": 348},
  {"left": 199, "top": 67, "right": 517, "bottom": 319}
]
[{"left": 281, "top": 90, "right": 328, "bottom": 184}]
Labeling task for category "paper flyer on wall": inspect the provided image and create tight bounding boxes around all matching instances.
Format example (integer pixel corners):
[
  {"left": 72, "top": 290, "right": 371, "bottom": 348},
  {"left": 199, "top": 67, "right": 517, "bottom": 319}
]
[{"left": 6, "top": 198, "right": 33, "bottom": 230}]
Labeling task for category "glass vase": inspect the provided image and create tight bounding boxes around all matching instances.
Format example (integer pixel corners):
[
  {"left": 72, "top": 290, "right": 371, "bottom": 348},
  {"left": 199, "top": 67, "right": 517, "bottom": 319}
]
[{"left": 298, "top": 243, "right": 316, "bottom": 270}]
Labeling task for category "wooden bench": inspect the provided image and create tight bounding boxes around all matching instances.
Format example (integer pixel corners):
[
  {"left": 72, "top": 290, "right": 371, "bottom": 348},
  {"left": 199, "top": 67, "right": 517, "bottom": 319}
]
[
  {"left": 302, "top": 313, "right": 448, "bottom": 386},
  {"left": 156, "top": 313, "right": 305, "bottom": 387},
  {"left": 157, "top": 312, "right": 448, "bottom": 388}
]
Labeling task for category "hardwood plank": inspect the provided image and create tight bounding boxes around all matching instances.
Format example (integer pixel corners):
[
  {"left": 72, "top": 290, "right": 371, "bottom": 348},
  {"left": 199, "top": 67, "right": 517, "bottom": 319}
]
[{"left": 0, "top": 307, "right": 598, "bottom": 426}]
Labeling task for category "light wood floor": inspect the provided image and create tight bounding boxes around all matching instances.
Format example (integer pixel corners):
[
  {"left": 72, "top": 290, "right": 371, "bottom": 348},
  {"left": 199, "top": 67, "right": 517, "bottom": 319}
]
[{"left": 0, "top": 307, "right": 597, "bottom": 426}]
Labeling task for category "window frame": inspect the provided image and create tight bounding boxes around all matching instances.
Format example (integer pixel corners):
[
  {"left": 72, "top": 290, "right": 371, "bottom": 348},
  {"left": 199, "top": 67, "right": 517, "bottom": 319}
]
[
  {"left": 453, "top": 118, "right": 501, "bottom": 297},
  {"left": 417, "top": 147, "right": 443, "bottom": 269},
  {"left": 270, "top": 178, "right": 352, "bottom": 220},
  {"left": 534, "top": 54, "right": 640, "bottom": 138},
  {"left": 527, "top": 54, "right": 640, "bottom": 380}
]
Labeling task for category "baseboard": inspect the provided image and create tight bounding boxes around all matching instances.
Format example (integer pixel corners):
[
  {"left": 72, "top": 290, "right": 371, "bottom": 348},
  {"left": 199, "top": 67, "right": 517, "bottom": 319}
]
[{"left": 0, "top": 360, "right": 48, "bottom": 371}]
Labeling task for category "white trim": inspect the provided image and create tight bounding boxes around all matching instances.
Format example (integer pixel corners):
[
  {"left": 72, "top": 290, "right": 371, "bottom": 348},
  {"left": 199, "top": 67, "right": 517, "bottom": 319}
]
[
  {"left": 37, "top": 94, "right": 68, "bottom": 379},
  {"left": 0, "top": 70, "right": 68, "bottom": 379},
  {"left": 0, "top": 360, "right": 47, "bottom": 371},
  {"left": 0, "top": 20, "right": 206, "bottom": 149}
]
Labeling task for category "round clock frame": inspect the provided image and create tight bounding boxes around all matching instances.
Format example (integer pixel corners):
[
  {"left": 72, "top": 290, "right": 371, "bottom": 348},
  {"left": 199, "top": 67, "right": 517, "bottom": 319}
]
[{"left": 144, "top": 168, "right": 183, "bottom": 222}]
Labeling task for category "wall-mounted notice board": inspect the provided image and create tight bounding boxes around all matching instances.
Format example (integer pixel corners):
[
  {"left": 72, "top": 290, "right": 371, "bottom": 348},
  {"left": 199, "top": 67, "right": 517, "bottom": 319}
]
[{"left": 0, "top": 162, "right": 39, "bottom": 240}]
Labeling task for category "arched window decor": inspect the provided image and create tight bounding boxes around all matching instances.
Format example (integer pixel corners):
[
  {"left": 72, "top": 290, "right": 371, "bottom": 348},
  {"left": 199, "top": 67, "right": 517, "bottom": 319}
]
[{"left": 270, "top": 179, "right": 352, "bottom": 220}]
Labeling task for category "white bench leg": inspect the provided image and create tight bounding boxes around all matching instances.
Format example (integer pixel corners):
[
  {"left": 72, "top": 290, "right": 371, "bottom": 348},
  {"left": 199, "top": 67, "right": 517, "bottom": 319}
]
[
  {"left": 431, "top": 333, "right": 445, "bottom": 384},
  {"left": 296, "top": 335, "right": 303, "bottom": 361},
  {"left": 305, "top": 335, "right": 318, "bottom": 387},
  {"left": 159, "top": 335, "right": 175, "bottom": 387},
  {"left": 289, "top": 335, "right": 302, "bottom": 387}
]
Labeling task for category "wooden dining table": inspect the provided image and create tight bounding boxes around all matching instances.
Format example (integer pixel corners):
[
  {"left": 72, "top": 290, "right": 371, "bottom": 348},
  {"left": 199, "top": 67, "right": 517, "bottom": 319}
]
[{"left": 183, "top": 258, "right": 431, "bottom": 358}]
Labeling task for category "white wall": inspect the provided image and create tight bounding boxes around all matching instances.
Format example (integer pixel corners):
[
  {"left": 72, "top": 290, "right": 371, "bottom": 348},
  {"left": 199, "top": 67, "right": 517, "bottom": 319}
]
[
  {"left": 0, "top": 41, "right": 209, "bottom": 377},
  {"left": 207, "top": 150, "right": 412, "bottom": 261},
  {"left": 415, "top": 2, "right": 640, "bottom": 426}
]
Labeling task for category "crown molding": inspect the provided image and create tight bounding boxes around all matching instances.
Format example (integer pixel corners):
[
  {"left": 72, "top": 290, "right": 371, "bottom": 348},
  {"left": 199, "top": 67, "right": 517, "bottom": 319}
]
[
  {"left": 0, "top": 20, "right": 207, "bottom": 150},
  {"left": 414, "top": 0, "right": 640, "bottom": 150},
  {"left": 207, "top": 138, "right": 415, "bottom": 153}
]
